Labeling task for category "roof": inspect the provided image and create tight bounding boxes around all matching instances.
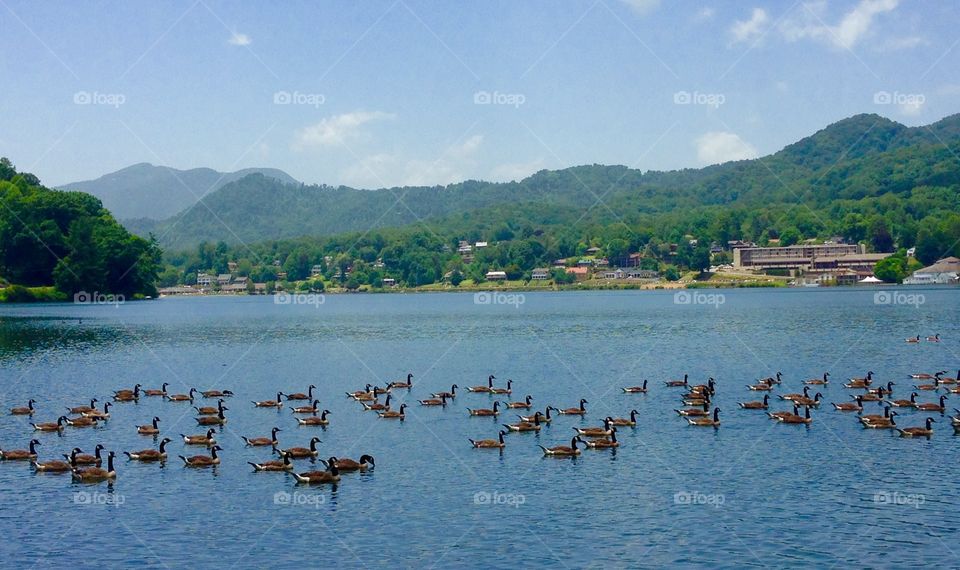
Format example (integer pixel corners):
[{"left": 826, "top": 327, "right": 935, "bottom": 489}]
[
  {"left": 918, "top": 257, "right": 960, "bottom": 274},
  {"left": 566, "top": 267, "right": 589, "bottom": 274}
]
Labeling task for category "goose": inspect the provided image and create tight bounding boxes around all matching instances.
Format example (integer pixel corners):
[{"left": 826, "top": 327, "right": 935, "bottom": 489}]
[
  {"left": 279, "top": 437, "right": 322, "bottom": 459},
  {"left": 622, "top": 380, "right": 649, "bottom": 393},
  {"left": 200, "top": 389, "right": 234, "bottom": 398},
  {"left": 845, "top": 372, "right": 874, "bottom": 388},
  {"left": 328, "top": 455, "right": 375, "bottom": 471},
  {"left": 165, "top": 388, "right": 197, "bottom": 402},
  {"left": 503, "top": 413, "right": 543, "bottom": 432},
  {"left": 861, "top": 411, "right": 898, "bottom": 429},
  {"left": 181, "top": 429, "right": 217, "bottom": 446},
  {"left": 906, "top": 335, "right": 921, "bottom": 344},
  {"left": 252, "top": 392, "right": 284, "bottom": 408},
  {"left": 687, "top": 408, "right": 721, "bottom": 427},
  {"left": 860, "top": 388, "right": 888, "bottom": 402},
  {"left": 558, "top": 399, "right": 588, "bottom": 416},
  {"left": 574, "top": 418, "right": 613, "bottom": 437},
  {"left": 64, "top": 445, "right": 105, "bottom": 466},
  {"left": 196, "top": 407, "right": 228, "bottom": 426},
  {"left": 491, "top": 379, "right": 513, "bottom": 395},
  {"left": 519, "top": 406, "right": 555, "bottom": 424},
  {"left": 248, "top": 452, "right": 294, "bottom": 472},
  {"left": 792, "top": 392, "right": 823, "bottom": 408},
  {"left": 610, "top": 410, "right": 639, "bottom": 427},
  {"left": 539, "top": 436, "right": 583, "bottom": 456},
  {"left": 676, "top": 402, "right": 710, "bottom": 417},
  {"left": 113, "top": 386, "right": 141, "bottom": 402},
  {"left": 194, "top": 399, "right": 226, "bottom": 415},
  {"left": 896, "top": 417, "right": 935, "bottom": 437},
  {"left": 378, "top": 404, "right": 407, "bottom": 420},
  {"left": 32, "top": 416, "right": 68, "bottom": 432},
  {"left": 889, "top": 392, "right": 919, "bottom": 408},
  {"left": 179, "top": 446, "right": 222, "bottom": 467},
  {"left": 690, "top": 378, "right": 717, "bottom": 395},
  {"left": 942, "top": 370, "right": 960, "bottom": 384},
  {"left": 776, "top": 406, "right": 812, "bottom": 425},
  {"left": 10, "top": 399, "right": 37, "bottom": 415},
  {"left": 470, "top": 431, "right": 507, "bottom": 448},
  {"left": 81, "top": 402, "right": 112, "bottom": 420},
  {"left": 65, "top": 416, "right": 98, "bottom": 428},
  {"left": 32, "top": 456, "right": 73, "bottom": 472},
  {"left": 296, "top": 410, "right": 331, "bottom": 426},
  {"left": 419, "top": 394, "right": 448, "bottom": 407},
  {"left": 467, "top": 402, "right": 501, "bottom": 417},
  {"left": 832, "top": 396, "right": 864, "bottom": 412},
  {"left": 779, "top": 386, "right": 811, "bottom": 402},
  {"left": 143, "top": 383, "right": 170, "bottom": 397},
  {"left": 804, "top": 373, "right": 830, "bottom": 385},
  {"left": 431, "top": 384, "right": 458, "bottom": 399},
  {"left": 362, "top": 394, "right": 391, "bottom": 411},
  {"left": 584, "top": 428, "right": 619, "bottom": 449},
  {"left": 916, "top": 395, "right": 947, "bottom": 413},
  {"left": 467, "top": 375, "right": 496, "bottom": 393},
  {"left": 926, "top": 334, "right": 941, "bottom": 342},
  {"left": 739, "top": 395, "right": 770, "bottom": 410},
  {"left": 909, "top": 371, "right": 943, "bottom": 380},
  {"left": 290, "top": 400, "right": 321, "bottom": 414},
  {"left": 389, "top": 373, "right": 413, "bottom": 390},
  {"left": 746, "top": 382, "right": 775, "bottom": 391},
  {"left": 859, "top": 405, "right": 892, "bottom": 423},
  {"left": 768, "top": 405, "right": 800, "bottom": 421},
  {"left": 243, "top": 427, "right": 282, "bottom": 447},
  {"left": 0, "top": 439, "right": 41, "bottom": 460},
  {"left": 71, "top": 451, "right": 116, "bottom": 481},
  {"left": 137, "top": 417, "right": 161, "bottom": 435},
  {"left": 681, "top": 393, "right": 711, "bottom": 406},
  {"left": 952, "top": 409, "right": 960, "bottom": 427},
  {"left": 67, "top": 399, "right": 98, "bottom": 414},
  {"left": 948, "top": 385, "right": 960, "bottom": 395},
  {"left": 506, "top": 395, "right": 533, "bottom": 410},
  {"left": 916, "top": 377, "right": 942, "bottom": 391},
  {"left": 758, "top": 372, "right": 782, "bottom": 385},
  {"left": 867, "top": 382, "right": 895, "bottom": 396},
  {"left": 113, "top": 384, "right": 142, "bottom": 398},
  {"left": 125, "top": 438, "right": 173, "bottom": 462},
  {"left": 289, "top": 458, "right": 340, "bottom": 484},
  {"left": 664, "top": 374, "right": 688, "bottom": 388},
  {"left": 345, "top": 384, "right": 373, "bottom": 399},
  {"left": 286, "top": 385, "right": 317, "bottom": 401}
]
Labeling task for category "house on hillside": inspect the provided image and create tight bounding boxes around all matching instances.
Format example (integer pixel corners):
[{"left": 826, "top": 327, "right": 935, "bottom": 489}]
[
  {"left": 531, "top": 268, "right": 550, "bottom": 280},
  {"left": 196, "top": 273, "right": 213, "bottom": 287},
  {"left": 486, "top": 271, "right": 507, "bottom": 281},
  {"left": 565, "top": 267, "right": 589, "bottom": 281},
  {"left": 217, "top": 274, "right": 232, "bottom": 286}
]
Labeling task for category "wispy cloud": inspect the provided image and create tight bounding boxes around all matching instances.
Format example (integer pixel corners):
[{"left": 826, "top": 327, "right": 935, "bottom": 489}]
[
  {"left": 781, "top": 0, "right": 900, "bottom": 50},
  {"left": 620, "top": 0, "right": 660, "bottom": 16},
  {"left": 730, "top": 8, "right": 769, "bottom": 45},
  {"left": 228, "top": 31, "right": 251, "bottom": 46},
  {"left": 695, "top": 131, "right": 758, "bottom": 165},
  {"left": 293, "top": 111, "right": 394, "bottom": 150}
]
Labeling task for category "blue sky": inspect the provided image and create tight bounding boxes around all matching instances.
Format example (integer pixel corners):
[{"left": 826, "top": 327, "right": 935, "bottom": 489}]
[{"left": 1, "top": 0, "right": 957, "bottom": 188}]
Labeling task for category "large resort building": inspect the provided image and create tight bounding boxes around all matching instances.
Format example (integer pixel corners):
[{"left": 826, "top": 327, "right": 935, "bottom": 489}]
[{"left": 733, "top": 243, "right": 890, "bottom": 279}]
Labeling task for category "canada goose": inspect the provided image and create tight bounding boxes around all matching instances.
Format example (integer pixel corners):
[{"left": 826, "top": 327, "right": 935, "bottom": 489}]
[
  {"left": 777, "top": 406, "right": 813, "bottom": 425},
  {"left": 768, "top": 405, "right": 800, "bottom": 421},
  {"left": 32, "top": 416, "right": 68, "bottom": 432},
  {"left": 362, "top": 394, "right": 391, "bottom": 411},
  {"left": 290, "top": 400, "right": 321, "bottom": 414},
  {"left": 503, "top": 412, "right": 543, "bottom": 432},
  {"left": 389, "top": 373, "right": 413, "bottom": 390},
  {"left": 67, "top": 399, "right": 98, "bottom": 414},
  {"left": 519, "top": 407, "right": 555, "bottom": 424},
  {"left": 194, "top": 399, "right": 226, "bottom": 415},
  {"left": 125, "top": 438, "right": 172, "bottom": 462},
  {"left": 10, "top": 399, "right": 37, "bottom": 415},
  {"left": 952, "top": 409, "right": 960, "bottom": 427},
  {"left": 927, "top": 334, "right": 941, "bottom": 342},
  {"left": 574, "top": 418, "right": 613, "bottom": 437},
  {"left": 137, "top": 417, "right": 161, "bottom": 435},
  {"left": 431, "top": 384, "right": 458, "bottom": 399},
  {"left": 200, "top": 389, "right": 234, "bottom": 398},
  {"left": 252, "top": 392, "right": 284, "bottom": 408},
  {"left": 858, "top": 405, "right": 892, "bottom": 423},
  {"left": 470, "top": 431, "right": 507, "bottom": 448},
  {"left": 297, "top": 410, "right": 331, "bottom": 426},
  {"left": 916, "top": 377, "right": 942, "bottom": 391},
  {"left": 491, "top": 379, "right": 513, "bottom": 395},
  {"left": 249, "top": 451, "right": 294, "bottom": 472},
  {"left": 286, "top": 385, "right": 317, "bottom": 401},
  {"left": 916, "top": 395, "right": 947, "bottom": 413},
  {"left": 610, "top": 409, "right": 639, "bottom": 427},
  {"left": 467, "top": 402, "right": 501, "bottom": 417},
  {"left": 280, "top": 437, "right": 322, "bottom": 459},
  {"left": 779, "top": 386, "right": 810, "bottom": 402},
  {"left": 181, "top": 429, "right": 217, "bottom": 445},
  {"left": 65, "top": 416, "right": 98, "bottom": 428},
  {"left": 0, "top": 439, "right": 40, "bottom": 460},
  {"left": 82, "top": 402, "right": 112, "bottom": 420},
  {"left": 676, "top": 402, "right": 710, "bottom": 417},
  {"left": 143, "top": 383, "right": 169, "bottom": 397},
  {"left": 890, "top": 392, "right": 919, "bottom": 408},
  {"left": 738, "top": 395, "right": 770, "bottom": 410},
  {"left": 72, "top": 451, "right": 116, "bottom": 481},
  {"left": 584, "top": 428, "right": 619, "bottom": 449},
  {"left": 681, "top": 393, "right": 711, "bottom": 406},
  {"left": 687, "top": 408, "right": 720, "bottom": 427},
  {"left": 906, "top": 335, "right": 921, "bottom": 343},
  {"left": 113, "top": 386, "right": 141, "bottom": 402},
  {"left": 179, "top": 446, "right": 222, "bottom": 467},
  {"left": 243, "top": 427, "right": 282, "bottom": 447},
  {"left": 466, "top": 375, "right": 496, "bottom": 393},
  {"left": 114, "top": 384, "right": 141, "bottom": 397},
  {"left": 65, "top": 445, "right": 105, "bottom": 466},
  {"left": 196, "top": 407, "right": 228, "bottom": 425},
  {"left": 329, "top": 455, "right": 375, "bottom": 471},
  {"left": 622, "top": 380, "right": 649, "bottom": 393},
  {"left": 909, "top": 371, "right": 942, "bottom": 380},
  {"left": 506, "top": 395, "right": 533, "bottom": 409},
  {"left": 804, "top": 373, "right": 830, "bottom": 385},
  {"left": 419, "top": 394, "right": 448, "bottom": 407},
  {"left": 792, "top": 392, "right": 823, "bottom": 408},
  {"left": 378, "top": 404, "right": 407, "bottom": 420},
  {"left": 845, "top": 371, "right": 874, "bottom": 387},
  {"left": 867, "top": 382, "right": 896, "bottom": 396},
  {"left": 346, "top": 384, "right": 373, "bottom": 399},
  {"left": 289, "top": 458, "right": 340, "bottom": 484},
  {"left": 690, "top": 378, "right": 718, "bottom": 395},
  {"left": 832, "top": 396, "right": 864, "bottom": 412},
  {"left": 165, "top": 388, "right": 197, "bottom": 402},
  {"left": 896, "top": 417, "right": 935, "bottom": 437},
  {"left": 746, "top": 382, "right": 774, "bottom": 391},
  {"left": 539, "top": 436, "right": 583, "bottom": 456},
  {"left": 558, "top": 399, "right": 588, "bottom": 416},
  {"left": 861, "top": 411, "right": 898, "bottom": 429},
  {"left": 860, "top": 388, "right": 887, "bottom": 402},
  {"left": 758, "top": 372, "right": 782, "bottom": 385},
  {"left": 664, "top": 374, "right": 688, "bottom": 388},
  {"left": 32, "top": 456, "right": 73, "bottom": 472}
]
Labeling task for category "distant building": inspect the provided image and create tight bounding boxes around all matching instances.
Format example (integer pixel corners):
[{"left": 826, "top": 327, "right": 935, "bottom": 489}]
[
  {"left": 311, "top": 264, "right": 324, "bottom": 276},
  {"left": 903, "top": 257, "right": 960, "bottom": 285},
  {"left": 382, "top": 278, "right": 396, "bottom": 287},
  {"left": 486, "top": 271, "right": 507, "bottom": 281},
  {"left": 565, "top": 267, "right": 589, "bottom": 281},
  {"left": 227, "top": 261, "right": 238, "bottom": 272},
  {"left": 474, "top": 241, "right": 488, "bottom": 248},
  {"left": 531, "top": 268, "right": 550, "bottom": 280},
  {"left": 734, "top": 244, "right": 869, "bottom": 271},
  {"left": 196, "top": 273, "right": 213, "bottom": 287},
  {"left": 217, "top": 274, "right": 232, "bottom": 285}
]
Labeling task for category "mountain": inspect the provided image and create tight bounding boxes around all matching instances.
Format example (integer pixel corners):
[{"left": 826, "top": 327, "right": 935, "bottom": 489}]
[
  {"left": 129, "top": 113, "right": 960, "bottom": 250},
  {"left": 59, "top": 163, "right": 298, "bottom": 220}
]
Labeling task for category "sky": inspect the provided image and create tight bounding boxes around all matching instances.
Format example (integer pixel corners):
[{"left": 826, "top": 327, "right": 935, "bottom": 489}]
[{"left": 1, "top": 0, "right": 957, "bottom": 188}]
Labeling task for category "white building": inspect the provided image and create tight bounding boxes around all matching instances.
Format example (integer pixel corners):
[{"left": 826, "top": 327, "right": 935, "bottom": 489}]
[{"left": 904, "top": 257, "right": 960, "bottom": 285}]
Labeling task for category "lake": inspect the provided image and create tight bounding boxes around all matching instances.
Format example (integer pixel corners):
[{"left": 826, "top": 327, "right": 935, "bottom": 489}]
[{"left": 0, "top": 288, "right": 957, "bottom": 568}]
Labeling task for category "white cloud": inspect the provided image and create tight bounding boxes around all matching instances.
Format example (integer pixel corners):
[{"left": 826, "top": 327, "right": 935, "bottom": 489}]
[
  {"left": 228, "top": 32, "right": 251, "bottom": 46},
  {"left": 695, "top": 132, "right": 759, "bottom": 165},
  {"left": 877, "top": 36, "right": 928, "bottom": 52},
  {"left": 293, "top": 111, "right": 394, "bottom": 150},
  {"left": 695, "top": 7, "right": 715, "bottom": 22},
  {"left": 620, "top": 0, "right": 660, "bottom": 15},
  {"left": 489, "top": 159, "right": 547, "bottom": 182},
  {"left": 730, "top": 8, "right": 769, "bottom": 44},
  {"left": 781, "top": 0, "right": 899, "bottom": 50},
  {"left": 340, "top": 135, "right": 485, "bottom": 188}
]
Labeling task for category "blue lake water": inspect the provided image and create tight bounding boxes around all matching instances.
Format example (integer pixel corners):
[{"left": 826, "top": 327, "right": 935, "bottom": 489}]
[{"left": 0, "top": 288, "right": 958, "bottom": 568}]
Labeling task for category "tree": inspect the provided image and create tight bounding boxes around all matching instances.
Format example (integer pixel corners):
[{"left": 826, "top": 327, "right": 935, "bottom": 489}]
[
  {"left": 450, "top": 270, "right": 464, "bottom": 287},
  {"left": 868, "top": 218, "right": 894, "bottom": 253},
  {"left": 873, "top": 256, "right": 907, "bottom": 283}
]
